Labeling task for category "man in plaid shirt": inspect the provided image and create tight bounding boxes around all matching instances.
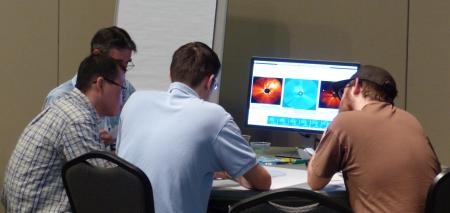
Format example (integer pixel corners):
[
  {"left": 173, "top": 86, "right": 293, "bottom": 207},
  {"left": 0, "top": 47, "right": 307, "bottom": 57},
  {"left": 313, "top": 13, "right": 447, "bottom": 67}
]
[{"left": 2, "top": 54, "right": 125, "bottom": 212}]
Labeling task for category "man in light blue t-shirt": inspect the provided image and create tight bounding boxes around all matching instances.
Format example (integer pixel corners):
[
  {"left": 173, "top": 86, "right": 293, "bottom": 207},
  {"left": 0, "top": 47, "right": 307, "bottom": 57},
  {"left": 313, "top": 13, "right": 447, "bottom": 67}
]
[
  {"left": 117, "top": 42, "right": 271, "bottom": 213},
  {"left": 43, "top": 26, "right": 136, "bottom": 150}
]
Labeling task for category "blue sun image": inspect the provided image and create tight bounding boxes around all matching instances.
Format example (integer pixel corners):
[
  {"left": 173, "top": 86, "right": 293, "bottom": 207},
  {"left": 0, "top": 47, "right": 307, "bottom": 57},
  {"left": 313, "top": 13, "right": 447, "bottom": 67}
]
[{"left": 282, "top": 78, "right": 318, "bottom": 110}]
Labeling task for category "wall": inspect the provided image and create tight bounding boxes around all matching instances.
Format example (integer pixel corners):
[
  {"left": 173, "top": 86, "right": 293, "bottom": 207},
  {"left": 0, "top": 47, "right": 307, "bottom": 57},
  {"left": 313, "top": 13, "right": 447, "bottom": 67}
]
[
  {"left": 408, "top": 0, "right": 450, "bottom": 166},
  {"left": 0, "top": 2, "right": 58, "bottom": 210},
  {"left": 0, "top": 1, "right": 115, "bottom": 212}
]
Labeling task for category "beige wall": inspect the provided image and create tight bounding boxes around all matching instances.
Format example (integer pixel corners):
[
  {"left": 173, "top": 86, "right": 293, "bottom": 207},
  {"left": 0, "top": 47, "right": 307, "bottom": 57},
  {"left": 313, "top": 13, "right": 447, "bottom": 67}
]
[
  {"left": 408, "top": 0, "right": 450, "bottom": 166},
  {"left": 0, "top": 2, "right": 59, "bottom": 210},
  {"left": 219, "top": 0, "right": 449, "bottom": 165},
  {"left": 0, "top": 1, "right": 115, "bottom": 212}
]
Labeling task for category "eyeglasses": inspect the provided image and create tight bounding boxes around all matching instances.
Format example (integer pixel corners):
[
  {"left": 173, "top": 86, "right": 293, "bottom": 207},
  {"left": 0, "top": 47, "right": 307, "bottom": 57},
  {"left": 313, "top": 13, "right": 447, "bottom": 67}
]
[
  {"left": 103, "top": 77, "right": 126, "bottom": 90},
  {"left": 337, "top": 87, "right": 345, "bottom": 99},
  {"left": 336, "top": 83, "right": 354, "bottom": 99},
  {"left": 212, "top": 79, "right": 219, "bottom": 91},
  {"left": 126, "top": 61, "right": 135, "bottom": 71}
]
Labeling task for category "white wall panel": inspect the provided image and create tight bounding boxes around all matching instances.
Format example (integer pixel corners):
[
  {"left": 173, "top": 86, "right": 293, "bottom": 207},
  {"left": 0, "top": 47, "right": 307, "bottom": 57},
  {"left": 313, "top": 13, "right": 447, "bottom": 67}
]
[{"left": 116, "top": 0, "right": 226, "bottom": 104}]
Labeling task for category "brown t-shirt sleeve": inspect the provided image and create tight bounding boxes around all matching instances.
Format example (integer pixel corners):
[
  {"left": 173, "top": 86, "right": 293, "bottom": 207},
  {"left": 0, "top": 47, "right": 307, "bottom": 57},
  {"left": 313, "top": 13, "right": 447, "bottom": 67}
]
[{"left": 310, "top": 127, "right": 347, "bottom": 178}]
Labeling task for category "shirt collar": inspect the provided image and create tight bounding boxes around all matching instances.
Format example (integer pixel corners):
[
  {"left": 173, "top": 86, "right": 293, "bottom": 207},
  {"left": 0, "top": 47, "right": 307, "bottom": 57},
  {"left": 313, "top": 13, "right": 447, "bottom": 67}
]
[
  {"left": 168, "top": 82, "right": 200, "bottom": 98},
  {"left": 361, "top": 101, "right": 393, "bottom": 112},
  {"left": 71, "top": 75, "right": 77, "bottom": 86},
  {"left": 72, "top": 87, "right": 100, "bottom": 121}
]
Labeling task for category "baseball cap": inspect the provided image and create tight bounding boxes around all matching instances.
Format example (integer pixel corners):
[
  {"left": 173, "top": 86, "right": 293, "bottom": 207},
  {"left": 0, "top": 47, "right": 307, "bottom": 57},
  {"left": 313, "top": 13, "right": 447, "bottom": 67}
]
[{"left": 332, "top": 65, "right": 398, "bottom": 101}]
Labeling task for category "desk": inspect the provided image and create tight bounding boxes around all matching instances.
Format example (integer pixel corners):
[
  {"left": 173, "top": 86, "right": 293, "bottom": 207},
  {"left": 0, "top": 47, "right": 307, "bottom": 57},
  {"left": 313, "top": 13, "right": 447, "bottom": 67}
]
[{"left": 208, "top": 147, "right": 349, "bottom": 213}]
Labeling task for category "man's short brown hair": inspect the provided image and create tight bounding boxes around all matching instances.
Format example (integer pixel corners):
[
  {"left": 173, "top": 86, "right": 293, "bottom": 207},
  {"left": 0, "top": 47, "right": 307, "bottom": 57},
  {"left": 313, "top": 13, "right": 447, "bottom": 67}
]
[{"left": 170, "top": 42, "right": 221, "bottom": 87}]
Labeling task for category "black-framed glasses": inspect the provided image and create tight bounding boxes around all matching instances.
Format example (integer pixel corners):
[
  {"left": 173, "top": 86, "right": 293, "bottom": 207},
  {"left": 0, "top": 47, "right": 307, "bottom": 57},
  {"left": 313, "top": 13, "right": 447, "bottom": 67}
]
[
  {"left": 103, "top": 77, "right": 126, "bottom": 90},
  {"left": 212, "top": 78, "right": 219, "bottom": 91},
  {"left": 336, "top": 83, "right": 353, "bottom": 99},
  {"left": 332, "top": 79, "right": 353, "bottom": 100},
  {"left": 337, "top": 87, "right": 345, "bottom": 99}
]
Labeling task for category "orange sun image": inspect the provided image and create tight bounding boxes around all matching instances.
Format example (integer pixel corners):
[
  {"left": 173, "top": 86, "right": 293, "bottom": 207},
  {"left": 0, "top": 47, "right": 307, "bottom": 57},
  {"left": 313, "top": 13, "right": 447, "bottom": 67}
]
[
  {"left": 319, "top": 90, "right": 340, "bottom": 108},
  {"left": 251, "top": 77, "right": 283, "bottom": 104}
]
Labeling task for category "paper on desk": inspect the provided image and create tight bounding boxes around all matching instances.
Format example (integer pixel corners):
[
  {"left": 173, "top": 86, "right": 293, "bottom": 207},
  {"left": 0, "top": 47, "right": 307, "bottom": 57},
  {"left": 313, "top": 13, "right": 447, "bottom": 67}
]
[
  {"left": 323, "top": 172, "right": 347, "bottom": 192},
  {"left": 213, "top": 166, "right": 344, "bottom": 190}
]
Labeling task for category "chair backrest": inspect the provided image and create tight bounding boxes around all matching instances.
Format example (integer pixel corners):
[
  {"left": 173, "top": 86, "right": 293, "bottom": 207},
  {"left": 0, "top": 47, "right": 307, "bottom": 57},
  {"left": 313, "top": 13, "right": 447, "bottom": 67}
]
[
  {"left": 62, "top": 150, "right": 154, "bottom": 213},
  {"left": 228, "top": 187, "right": 352, "bottom": 213},
  {"left": 425, "top": 168, "right": 450, "bottom": 213}
]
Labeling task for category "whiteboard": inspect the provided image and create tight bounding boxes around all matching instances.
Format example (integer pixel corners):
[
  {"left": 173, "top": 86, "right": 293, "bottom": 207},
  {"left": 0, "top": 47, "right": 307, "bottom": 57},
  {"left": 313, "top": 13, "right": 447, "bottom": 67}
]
[{"left": 115, "top": 0, "right": 227, "bottom": 102}]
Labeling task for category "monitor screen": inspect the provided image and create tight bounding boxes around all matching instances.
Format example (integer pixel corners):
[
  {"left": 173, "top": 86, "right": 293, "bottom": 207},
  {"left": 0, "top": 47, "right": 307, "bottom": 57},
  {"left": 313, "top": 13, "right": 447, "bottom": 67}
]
[{"left": 245, "top": 57, "right": 359, "bottom": 134}]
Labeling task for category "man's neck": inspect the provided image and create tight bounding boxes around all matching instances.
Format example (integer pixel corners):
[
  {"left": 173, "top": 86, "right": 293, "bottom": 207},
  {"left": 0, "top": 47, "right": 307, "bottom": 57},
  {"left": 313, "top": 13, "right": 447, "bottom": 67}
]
[
  {"left": 352, "top": 95, "right": 381, "bottom": 111},
  {"left": 358, "top": 99, "right": 382, "bottom": 111}
]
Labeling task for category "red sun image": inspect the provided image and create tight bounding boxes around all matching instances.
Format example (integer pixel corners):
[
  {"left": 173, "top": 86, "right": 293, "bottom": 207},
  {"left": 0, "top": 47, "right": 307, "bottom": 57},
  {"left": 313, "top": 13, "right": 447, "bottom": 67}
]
[
  {"left": 319, "top": 90, "right": 340, "bottom": 108},
  {"left": 251, "top": 77, "right": 283, "bottom": 104}
]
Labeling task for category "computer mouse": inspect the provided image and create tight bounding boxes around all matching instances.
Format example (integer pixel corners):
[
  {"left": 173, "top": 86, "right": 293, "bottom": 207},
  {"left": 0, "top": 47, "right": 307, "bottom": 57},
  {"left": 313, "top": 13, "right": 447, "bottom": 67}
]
[
  {"left": 297, "top": 148, "right": 312, "bottom": 160},
  {"left": 304, "top": 147, "right": 316, "bottom": 156}
]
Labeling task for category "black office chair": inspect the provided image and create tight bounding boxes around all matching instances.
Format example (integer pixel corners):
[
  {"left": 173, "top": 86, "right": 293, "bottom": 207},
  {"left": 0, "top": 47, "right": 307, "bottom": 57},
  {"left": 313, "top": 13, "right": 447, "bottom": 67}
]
[
  {"left": 62, "top": 150, "right": 154, "bottom": 213},
  {"left": 425, "top": 168, "right": 450, "bottom": 213},
  {"left": 228, "top": 187, "right": 352, "bottom": 213}
]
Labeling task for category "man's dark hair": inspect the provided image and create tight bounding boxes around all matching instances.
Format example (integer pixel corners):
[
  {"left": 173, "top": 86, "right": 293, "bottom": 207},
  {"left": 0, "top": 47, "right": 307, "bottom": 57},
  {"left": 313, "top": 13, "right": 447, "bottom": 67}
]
[
  {"left": 90, "top": 26, "right": 137, "bottom": 54},
  {"left": 360, "top": 80, "right": 396, "bottom": 105},
  {"left": 75, "top": 54, "right": 123, "bottom": 92},
  {"left": 170, "top": 42, "right": 221, "bottom": 87}
]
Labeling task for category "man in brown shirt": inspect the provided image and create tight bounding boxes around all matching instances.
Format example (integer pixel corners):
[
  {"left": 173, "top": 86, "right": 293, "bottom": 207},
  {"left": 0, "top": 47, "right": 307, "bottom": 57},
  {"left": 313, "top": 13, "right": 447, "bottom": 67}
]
[{"left": 307, "top": 65, "right": 441, "bottom": 212}]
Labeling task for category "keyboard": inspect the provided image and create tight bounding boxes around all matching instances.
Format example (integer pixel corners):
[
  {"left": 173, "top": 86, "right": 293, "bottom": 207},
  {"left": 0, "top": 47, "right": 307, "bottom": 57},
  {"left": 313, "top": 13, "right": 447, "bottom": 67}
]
[{"left": 275, "top": 151, "right": 302, "bottom": 159}]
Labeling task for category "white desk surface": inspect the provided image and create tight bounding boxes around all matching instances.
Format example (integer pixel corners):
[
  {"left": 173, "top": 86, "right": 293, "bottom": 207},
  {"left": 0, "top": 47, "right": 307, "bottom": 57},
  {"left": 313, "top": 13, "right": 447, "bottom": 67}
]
[
  {"left": 213, "top": 146, "right": 345, "bottom": 191},
  {"left": 213, "top": 166, "right": 345, "bottom": 191}
]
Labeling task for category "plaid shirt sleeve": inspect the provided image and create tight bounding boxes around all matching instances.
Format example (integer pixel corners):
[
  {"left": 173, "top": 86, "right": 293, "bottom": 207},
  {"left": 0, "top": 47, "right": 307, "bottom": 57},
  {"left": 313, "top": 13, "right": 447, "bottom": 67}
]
[{"left": 61, "top": 119, "right": 113, "bottom": 167}]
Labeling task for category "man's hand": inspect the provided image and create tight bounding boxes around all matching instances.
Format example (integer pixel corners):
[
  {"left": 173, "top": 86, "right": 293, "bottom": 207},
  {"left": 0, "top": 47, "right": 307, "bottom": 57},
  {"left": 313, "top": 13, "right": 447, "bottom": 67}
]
[
  {"left": 99, "top": 129, "right": 116, "bottom": 145},
  {"left": 214, "top": 171, "right": 231, "bottom": 180},
  {"left": 213, "top": 171, "right": 254, "bottom": 189}
]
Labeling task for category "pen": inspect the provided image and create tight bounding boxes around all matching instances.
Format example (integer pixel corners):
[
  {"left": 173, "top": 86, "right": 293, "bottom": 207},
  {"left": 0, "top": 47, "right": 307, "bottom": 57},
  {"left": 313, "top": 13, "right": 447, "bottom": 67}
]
[
  {"left": 279, "top": 158, "right": 308, "bottom": 164},
  {"left": 290, "top": 158, "right": 308, "bottom": 164},
  {"left": 278, "top": 158, "right": 292, "bottom": 163},
  {"left": 261, "top": 161, "right": 288, "bottom": 166}
]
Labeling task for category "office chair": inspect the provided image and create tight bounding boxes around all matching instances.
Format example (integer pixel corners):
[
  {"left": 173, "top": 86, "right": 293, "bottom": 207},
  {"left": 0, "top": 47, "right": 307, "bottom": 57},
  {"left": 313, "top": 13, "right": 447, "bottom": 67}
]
[
  {"left": 228, "top": 187, "right": 352, "bottom": 213},
  {"left": 425, "top": 168, "right": 450, "bottom": 213},
  {"left": 62, "top": 150, "right": 154, "bottom": 213}
]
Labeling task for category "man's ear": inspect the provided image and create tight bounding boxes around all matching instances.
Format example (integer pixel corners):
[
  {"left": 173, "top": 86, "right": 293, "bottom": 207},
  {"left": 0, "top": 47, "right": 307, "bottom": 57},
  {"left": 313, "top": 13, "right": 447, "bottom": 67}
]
[
  {"left": 92, "top": 48, "right": 102, "bottom": 55},
  {"left": 206, "top": 74, "right": 215, "bottom": 90},
  {"left": 352, "top": 78, "right": 362, "bottom": 95},
  {"left": 93, "top": 76, "right": 104, "bottom": 91}
]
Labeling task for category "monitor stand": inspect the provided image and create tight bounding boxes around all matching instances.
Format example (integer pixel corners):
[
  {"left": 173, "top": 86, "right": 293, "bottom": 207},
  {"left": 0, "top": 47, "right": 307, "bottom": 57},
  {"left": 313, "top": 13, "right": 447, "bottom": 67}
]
[
  {"left": 298, "top": 133, "right": 321, "bottom": 149},
  {"left": 274, "top": 133, "right": 321, "bottom": 159}
]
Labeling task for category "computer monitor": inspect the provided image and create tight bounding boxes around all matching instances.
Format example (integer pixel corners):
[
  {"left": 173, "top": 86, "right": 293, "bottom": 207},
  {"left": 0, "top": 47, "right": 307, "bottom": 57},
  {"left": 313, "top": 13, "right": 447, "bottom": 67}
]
[{"left": 245, "top": 56, "right": 359, "bottom": 135}]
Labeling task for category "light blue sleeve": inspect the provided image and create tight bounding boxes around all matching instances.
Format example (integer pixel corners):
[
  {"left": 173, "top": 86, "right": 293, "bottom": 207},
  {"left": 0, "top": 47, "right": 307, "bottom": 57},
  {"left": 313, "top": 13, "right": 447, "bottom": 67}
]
[
  {"left": 42, "top": 80, "right": 75, "bottom": 110},
  {"left": 212, "top": 119, "right": 258, "bottom": 179},
  {"left": 124, "top": 79, "right": 136, "bottom": 98}
]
